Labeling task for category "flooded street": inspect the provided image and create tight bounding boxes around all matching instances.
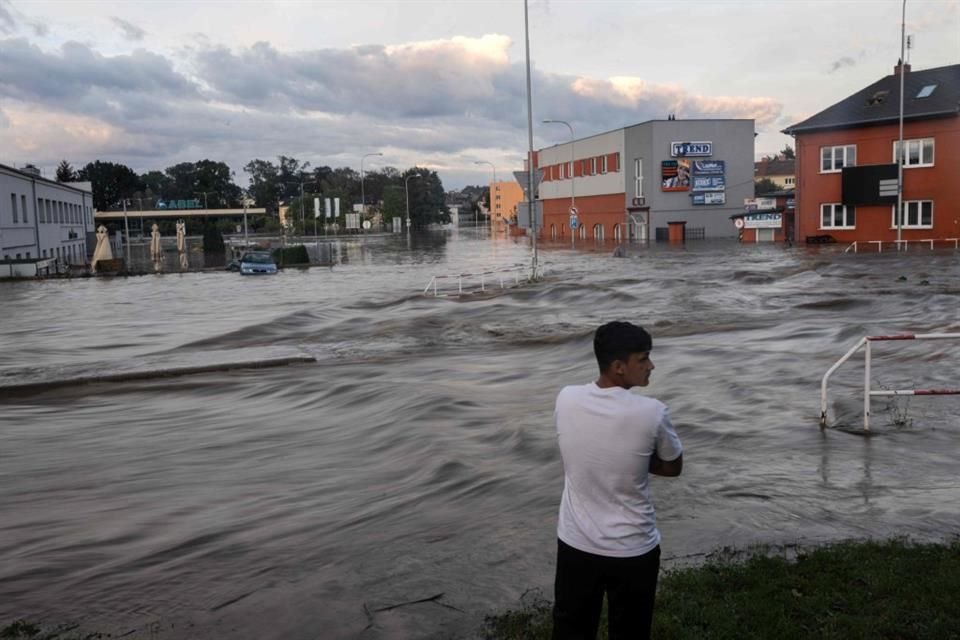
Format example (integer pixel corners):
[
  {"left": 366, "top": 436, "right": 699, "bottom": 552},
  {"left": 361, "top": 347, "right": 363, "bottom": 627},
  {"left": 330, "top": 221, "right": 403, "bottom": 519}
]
[{"left": 2, "top": 231, "right": 959, "bottom": 639}]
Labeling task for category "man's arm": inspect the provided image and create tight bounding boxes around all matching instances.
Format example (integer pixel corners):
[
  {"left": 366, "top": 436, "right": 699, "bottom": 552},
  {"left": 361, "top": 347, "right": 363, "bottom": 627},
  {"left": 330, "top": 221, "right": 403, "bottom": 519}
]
[{"left": 649, "top": 452, "right": 682, "bottom": 477}]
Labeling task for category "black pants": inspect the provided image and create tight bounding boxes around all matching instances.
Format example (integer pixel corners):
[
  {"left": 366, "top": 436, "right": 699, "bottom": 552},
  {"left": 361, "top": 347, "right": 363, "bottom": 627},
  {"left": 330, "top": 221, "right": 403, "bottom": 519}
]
[{"left": 552, "top": 539, "right": 661, "bottom": 640}]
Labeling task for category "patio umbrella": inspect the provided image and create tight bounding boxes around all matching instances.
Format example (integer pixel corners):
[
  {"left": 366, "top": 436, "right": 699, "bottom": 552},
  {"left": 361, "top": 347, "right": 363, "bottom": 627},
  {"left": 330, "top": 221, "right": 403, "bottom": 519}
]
[
  {"left": 91, "top": 224, "right": 113, "bottom": 273},
  {"left": 150, "top": 223, "right": 162, "bottom": 260},
  {"left": 176, "top": 219, "right": 186, "bottom": 253}
]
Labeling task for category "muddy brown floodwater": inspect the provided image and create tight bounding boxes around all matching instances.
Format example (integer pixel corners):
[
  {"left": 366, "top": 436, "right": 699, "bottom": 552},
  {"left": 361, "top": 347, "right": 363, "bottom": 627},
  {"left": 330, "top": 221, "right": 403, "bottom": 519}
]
[{"left": 2, "top": 231, "right": 959, "bottom": 638}]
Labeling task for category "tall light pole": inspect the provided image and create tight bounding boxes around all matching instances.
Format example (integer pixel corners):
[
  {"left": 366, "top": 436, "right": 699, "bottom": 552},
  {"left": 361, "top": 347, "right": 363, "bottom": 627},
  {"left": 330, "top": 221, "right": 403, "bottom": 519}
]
[
  {"left": 474, "top": 160, "right": 497, "bottom": 229},
  {"left": 896, "top": 0, "right": 907, "bottom": 246},
  {"left": 523, "top": 0, "right": 537, "bottom": 277},
  {"left": 405, "top": 174, "right": 421, "bottom": 233},
  {"left": 360, "top": 152, "right": 383, "bottom": 219},
  {"left": 543, "top": 119, "right": 576, "bottom": 247}
]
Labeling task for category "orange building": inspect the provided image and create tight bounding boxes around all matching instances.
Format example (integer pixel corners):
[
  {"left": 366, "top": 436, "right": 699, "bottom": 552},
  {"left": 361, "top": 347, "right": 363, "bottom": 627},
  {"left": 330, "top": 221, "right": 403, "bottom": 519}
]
[
  {"left": 488, "top": 180, "right": 523, "bottom": 233},
  {"left": 783, "top": 63, "right": 960, "bottom": 246}
]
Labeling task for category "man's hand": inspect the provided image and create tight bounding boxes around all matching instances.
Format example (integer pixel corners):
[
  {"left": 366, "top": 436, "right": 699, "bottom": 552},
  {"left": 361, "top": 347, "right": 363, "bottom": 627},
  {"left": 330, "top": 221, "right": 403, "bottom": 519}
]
[{"left": 649, "top": 452, "right": 682, "bottom": 477}]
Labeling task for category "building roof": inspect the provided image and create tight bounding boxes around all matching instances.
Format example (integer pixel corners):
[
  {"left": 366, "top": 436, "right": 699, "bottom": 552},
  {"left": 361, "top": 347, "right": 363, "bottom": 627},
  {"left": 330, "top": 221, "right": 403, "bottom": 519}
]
[
  {"left": 0, "top": 163, "right": 92, "bottom": 194},
  {"left": 782, "top": 63, "right": 960, "bottom": 135},
  {"left": 754, "top": 158, "right": 795, "bottom": 177}
]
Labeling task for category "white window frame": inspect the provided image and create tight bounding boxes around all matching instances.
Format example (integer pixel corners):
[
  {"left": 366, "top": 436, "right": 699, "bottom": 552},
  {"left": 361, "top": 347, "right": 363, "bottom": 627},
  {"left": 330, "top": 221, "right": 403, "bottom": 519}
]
[
  {"left": 820, "top": 203, "right": 855, "bottom": 229},
  {"left": 589, "top": 157, "right": 596, "bottom": 176},
  {"left": 558, "top": 163, "right": 565, "bottom": 180},
  {"left": 634, "top": 158, "right": 644, "bottom": 198},
  {"left": 820, "top": 145, "right": 856, "bottom": 173},
  {"left": 892, "top": 200, "right": 933, "bottom": 229},
  {"left": 599, "top": 155, "right": 608, "bottom": 174},
  {"left": 893, "top": 138, "right": 934, "bottom": 168}
]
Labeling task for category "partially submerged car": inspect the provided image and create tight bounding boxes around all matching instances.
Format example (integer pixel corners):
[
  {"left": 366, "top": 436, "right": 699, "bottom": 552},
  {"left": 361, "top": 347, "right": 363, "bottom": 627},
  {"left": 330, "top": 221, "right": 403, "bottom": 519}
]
[{"left": 239, "top": 251, "right": 278, "bottom": 275}]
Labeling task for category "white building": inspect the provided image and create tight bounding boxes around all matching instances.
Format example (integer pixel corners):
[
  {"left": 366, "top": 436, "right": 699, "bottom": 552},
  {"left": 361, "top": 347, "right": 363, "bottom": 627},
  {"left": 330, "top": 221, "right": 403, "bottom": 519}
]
[{"left": 0, "top": 164, "right": 94, "bottom": 265}]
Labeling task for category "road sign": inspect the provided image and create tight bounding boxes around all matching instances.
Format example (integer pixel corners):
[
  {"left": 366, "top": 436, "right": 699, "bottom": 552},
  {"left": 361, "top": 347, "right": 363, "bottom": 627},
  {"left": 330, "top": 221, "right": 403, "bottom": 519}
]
[
  {"left": 513, "top": 169, "right": 545, "bottom": 198},
  {"left": 570, "top": 218, "right": 578, "bottom": 230},
  {"left": 569, "top": 206, "right": 579, "bottom": 217}
]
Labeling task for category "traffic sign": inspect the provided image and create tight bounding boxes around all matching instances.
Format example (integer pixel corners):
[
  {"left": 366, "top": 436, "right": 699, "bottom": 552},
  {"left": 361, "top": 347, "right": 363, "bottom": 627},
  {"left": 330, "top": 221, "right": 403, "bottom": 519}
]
[
  {"left": 514, "top": 169, "right": 545, "bottom": 199},
  {"left": 569, "top": 206, "right": 579, "bottom": 217}
]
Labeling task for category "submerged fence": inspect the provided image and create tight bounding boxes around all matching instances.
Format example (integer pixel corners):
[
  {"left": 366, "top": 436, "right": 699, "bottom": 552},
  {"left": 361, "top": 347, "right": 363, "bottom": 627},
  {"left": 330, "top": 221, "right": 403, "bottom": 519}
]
[
  {"left": 423, "top": 262, "right": 545, "bottom": 297},
  {"left": 820, "top": 333, "right": 960, "bottom": 431}
]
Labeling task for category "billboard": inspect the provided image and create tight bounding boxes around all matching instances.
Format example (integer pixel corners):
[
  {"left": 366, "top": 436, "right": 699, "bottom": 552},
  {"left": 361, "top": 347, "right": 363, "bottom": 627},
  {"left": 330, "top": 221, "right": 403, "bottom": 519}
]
[
  {"left": 744, "top": 197, "right": 777, "bottom": 211},
  {"left": 691, "top": 192, "right": 726, "bottom": 205},
  {"left": 692, "top": 160, "right": 725, "bottom": 175},
  {"left": 744, "top": 212, "right": 782, "bottom": 229},
  {"left": 841, "top": 164, "right": 898, "bottom": 205},
  {"left": 692, "top": 175, "right": 726, "bottom": 192},
  {"left": 661, "top": 159, "right": 691, "bottom": 191}
]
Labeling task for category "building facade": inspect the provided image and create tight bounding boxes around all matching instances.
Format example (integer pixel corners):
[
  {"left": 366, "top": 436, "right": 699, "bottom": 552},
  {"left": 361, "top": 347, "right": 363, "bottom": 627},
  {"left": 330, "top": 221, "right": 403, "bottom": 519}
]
[
  {"left": 0, "top": 164, "right": 95, "bottom": 264},
  {"left": 535, "top": 119, "right": 755, "bottom": 242},
  {"left": 754, "top": 158, "right": 796, "bottom": 190},
  {"left": 783, "top": 63, "right": 960, "bottom": 245},
  {"left": 488, "top": 180, "right": 523, "bottom": 233}
]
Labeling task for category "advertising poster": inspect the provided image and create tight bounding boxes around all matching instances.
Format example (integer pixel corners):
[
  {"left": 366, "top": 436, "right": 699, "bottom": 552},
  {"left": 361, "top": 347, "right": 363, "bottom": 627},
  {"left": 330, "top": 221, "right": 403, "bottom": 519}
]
[
  {"left": 692, "top": 175, "right": 726, "bottom": 192},
  {"left": 691, "top": 192, "right": 726, "bottom": 205},
  {"left": 661, "top": 159, "right": 691, "bottom": 192},
  {"left": 692, "top": 160, "right": 725, "bottom": 175},
  {"left": 744, "top": 212, "right": 782, "bottom": 229}
]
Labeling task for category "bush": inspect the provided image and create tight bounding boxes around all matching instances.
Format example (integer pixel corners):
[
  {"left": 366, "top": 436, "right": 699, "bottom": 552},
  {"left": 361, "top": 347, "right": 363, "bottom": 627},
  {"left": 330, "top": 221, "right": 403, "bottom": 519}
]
[{"left": 272, "top": 244, "right": 309, "bottom": 265}]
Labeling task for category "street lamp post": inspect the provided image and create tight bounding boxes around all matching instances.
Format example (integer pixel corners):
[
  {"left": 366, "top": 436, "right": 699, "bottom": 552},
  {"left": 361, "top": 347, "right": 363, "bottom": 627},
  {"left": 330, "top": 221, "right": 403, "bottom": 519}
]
[
  {"left": 404, "top": 174, "right": 421, "bottom": 233},
  {"left": 474, "top": 161, "right": 497, "bottom": 230},
  {"left": 360, "top": 152, "right": 383, "bottom": 221},
  {"left": 543, "top": 119, "right": 576, "bottom": 247}
]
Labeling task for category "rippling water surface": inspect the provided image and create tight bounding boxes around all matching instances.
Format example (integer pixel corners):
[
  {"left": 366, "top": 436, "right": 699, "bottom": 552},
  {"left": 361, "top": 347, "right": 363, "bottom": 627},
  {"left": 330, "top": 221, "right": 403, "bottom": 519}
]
[{"left": 2, "top": 230, "right": 959, "bottom": 638}]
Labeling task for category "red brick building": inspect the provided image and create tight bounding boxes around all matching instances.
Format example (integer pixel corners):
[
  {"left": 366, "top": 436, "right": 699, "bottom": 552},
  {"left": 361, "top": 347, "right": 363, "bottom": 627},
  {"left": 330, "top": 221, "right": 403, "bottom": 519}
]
[{"left": 783, "top": 63, "right": 960, "bottom": 247}]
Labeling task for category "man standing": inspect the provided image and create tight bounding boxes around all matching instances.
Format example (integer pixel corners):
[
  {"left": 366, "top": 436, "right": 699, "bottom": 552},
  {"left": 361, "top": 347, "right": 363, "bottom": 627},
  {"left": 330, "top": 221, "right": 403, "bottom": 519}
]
[{"left": 553, "top": 321, "right": 683, "bottom": 640}]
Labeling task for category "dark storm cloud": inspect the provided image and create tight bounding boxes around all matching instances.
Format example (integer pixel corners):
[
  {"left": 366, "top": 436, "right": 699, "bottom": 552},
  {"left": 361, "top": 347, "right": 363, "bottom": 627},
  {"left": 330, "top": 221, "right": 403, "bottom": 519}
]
[
  {"left": 0, "top": 38, "right": 197, "bottom": 102},
  {"left": 111, "top": 16, "right": 146, "bottom": 41},
  {"left": 0, "top": 33, "right": 781, "bottom": 184}
]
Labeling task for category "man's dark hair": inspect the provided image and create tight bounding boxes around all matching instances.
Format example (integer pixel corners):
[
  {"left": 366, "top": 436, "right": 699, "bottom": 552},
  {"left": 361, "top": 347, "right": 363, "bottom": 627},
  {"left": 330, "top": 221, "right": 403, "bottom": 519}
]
[{"left": 594, "top": 321, "right": 652, "bottom": 372}]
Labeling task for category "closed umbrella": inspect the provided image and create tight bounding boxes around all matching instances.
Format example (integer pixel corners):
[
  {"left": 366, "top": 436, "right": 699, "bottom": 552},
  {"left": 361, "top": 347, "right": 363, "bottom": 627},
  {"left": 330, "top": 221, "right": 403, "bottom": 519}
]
[
  {"left": 150, "top": 223, "right": 162, "bottom": 260},
  {"left": 91, "top": 224, "right": 113, "bottom": 273}
]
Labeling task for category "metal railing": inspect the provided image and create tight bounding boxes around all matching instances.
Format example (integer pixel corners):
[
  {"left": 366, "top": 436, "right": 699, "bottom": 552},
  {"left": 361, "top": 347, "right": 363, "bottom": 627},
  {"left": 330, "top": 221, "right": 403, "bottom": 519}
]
[
  {"left": 820, "top": 332, "right": 960, "bottom": 431},
  {"left": 423, "top": 262, "right": 545, "bottom": 297},
  {"left": 844, "top": 238, "right": 960, "bottom": 253}
]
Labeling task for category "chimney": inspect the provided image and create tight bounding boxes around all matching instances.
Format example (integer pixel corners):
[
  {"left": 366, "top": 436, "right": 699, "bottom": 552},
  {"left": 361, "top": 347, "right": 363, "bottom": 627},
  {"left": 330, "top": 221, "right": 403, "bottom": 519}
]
[{"left": 894, "top": 58, "right": 911, "bottom": 75}]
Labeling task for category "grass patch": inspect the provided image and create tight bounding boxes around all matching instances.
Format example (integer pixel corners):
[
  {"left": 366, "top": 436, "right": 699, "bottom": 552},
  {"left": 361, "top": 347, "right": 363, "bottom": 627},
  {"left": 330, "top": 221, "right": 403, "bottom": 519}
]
[{"left": 484, "top": 539, "right": 960, "bottom": 639}]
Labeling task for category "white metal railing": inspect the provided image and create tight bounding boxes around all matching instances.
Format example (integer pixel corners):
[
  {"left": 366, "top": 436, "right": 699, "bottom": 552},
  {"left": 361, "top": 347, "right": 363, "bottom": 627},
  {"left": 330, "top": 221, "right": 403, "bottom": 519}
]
[
  {"left": 845, "top": 238, "right": 960, "bottom": 253},
  {"left": 820, "top": 332, "right": 960, "bottom": 430},
  {"left": 423, "top": 262, "right": 545, "bottom": 297}
]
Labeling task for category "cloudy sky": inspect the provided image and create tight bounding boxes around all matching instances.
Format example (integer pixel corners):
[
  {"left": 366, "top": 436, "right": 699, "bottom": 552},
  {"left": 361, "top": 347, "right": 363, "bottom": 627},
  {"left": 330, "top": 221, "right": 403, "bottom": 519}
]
[{"left": 0, "top": 0, "right": 957, "bottom": 189}]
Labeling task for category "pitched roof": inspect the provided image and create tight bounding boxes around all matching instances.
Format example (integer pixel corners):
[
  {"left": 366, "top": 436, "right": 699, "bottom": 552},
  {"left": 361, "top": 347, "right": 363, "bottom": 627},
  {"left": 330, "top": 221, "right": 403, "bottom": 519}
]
[
  {"left": 782, "top": 63, "right": 960, "bottom": 135},
  {"left": 754, "top": 158, "right": 795, "bottom": 177}
]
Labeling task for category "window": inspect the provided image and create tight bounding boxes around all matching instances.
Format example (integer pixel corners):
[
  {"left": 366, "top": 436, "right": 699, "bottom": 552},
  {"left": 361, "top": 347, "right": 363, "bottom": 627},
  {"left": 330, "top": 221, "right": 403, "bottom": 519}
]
[
  {"left": 567, "top": 161, "right": 573, "bottom": 178},
  {"left": 892, "top": 200, "right": 933, "bottom": 228},
  {"left": 821, "top": 203, "right": 855, "bottom": 229},
  {"left": 589, "top": 158, "right": 596, "bottom": 175},
  {"left": 45, "top": 200, "right": 52, "bottom": 223},
  {"left": 634, "top": 158, "right": 644, "bottom": 197},
  {"left": 21, "top": 196, "right": 27, "bottom": 222},
  {"left": 11, "top": 194, "right": 17, "bottom": 223},
  {"left": 820, "top": 145, "right": 856, "bottom": 172},
  {"left": 916, "top": 84, "right": 937, "bottom": 98},
  {"left": 785, "top": 177, "right": 795, "bottom": 185},
  {"left": 599, "top": 155, "right": 608, "bottom": 174},
  {"left": 893, "top": 138, "right": 934, "bottom": 167}
]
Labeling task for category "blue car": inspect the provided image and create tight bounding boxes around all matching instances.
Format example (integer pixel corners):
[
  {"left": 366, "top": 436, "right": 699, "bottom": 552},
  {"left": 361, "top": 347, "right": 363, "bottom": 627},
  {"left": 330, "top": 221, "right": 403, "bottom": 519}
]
[{"left": 239, "top": 251, "right": 278, "bottom": 275}]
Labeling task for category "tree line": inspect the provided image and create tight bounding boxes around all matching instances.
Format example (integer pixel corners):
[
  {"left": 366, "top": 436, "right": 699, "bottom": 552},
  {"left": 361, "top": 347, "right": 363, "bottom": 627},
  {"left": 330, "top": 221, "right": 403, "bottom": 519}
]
[{"left": 55, "top": 156, "right": 451, "bottom": 232}]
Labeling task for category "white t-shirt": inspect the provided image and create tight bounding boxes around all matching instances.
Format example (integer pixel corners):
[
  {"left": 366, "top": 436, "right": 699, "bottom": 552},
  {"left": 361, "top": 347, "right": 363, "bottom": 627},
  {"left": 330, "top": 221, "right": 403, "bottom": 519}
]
[{"left": 555, "top": 382, "right": 682, "bottom": 557}]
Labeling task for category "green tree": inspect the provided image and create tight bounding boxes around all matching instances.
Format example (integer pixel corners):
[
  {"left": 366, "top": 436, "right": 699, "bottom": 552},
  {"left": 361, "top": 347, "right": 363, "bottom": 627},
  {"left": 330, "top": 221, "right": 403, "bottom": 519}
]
[
  {"left": 381, "top": 186, "right": 405, "bottom": 224},
  {"left": 55, "top": 160, "right": 76, "bottom": 182},
  {"left": 755, "top": 178, "right": 780, "bottom": 196},
  {"left": 404, "top": 167, "right": 449, "bottom": 228},
  {"left": 77, "top": 160, "right": 141, "bottom": 210},
  {"left": 781, "top": 144, "right": 795, "bottom": 160},
  {"left": 244, "top": 158, "right": 281, "bottom": 213}
]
